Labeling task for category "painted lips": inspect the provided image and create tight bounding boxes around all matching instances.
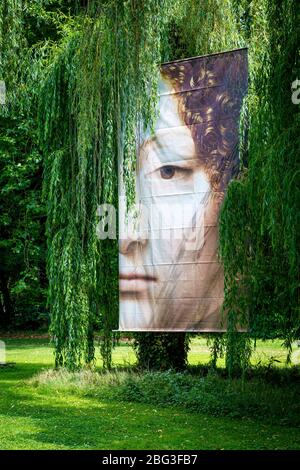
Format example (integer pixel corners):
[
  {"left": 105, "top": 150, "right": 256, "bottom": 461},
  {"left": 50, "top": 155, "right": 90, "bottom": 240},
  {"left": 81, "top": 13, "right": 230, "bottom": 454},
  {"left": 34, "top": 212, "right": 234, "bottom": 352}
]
[{"left": 119, "top": 273, "right": 157, "bottom": 296}]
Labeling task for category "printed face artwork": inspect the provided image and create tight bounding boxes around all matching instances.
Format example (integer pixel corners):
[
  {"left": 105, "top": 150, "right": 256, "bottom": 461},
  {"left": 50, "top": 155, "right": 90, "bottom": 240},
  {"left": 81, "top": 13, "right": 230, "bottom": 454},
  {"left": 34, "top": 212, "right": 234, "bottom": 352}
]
[{"left": 119, "top": 49, "right": 248, "bottom": 331}]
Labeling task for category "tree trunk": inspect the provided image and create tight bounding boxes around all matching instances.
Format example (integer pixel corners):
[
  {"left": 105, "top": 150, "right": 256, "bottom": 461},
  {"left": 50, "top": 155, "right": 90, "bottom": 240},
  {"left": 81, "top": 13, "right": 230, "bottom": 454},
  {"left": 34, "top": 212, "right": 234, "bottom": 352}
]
[
  {"left": 133, "top": 333, "right": 189, "bottom": 371},
  {"left": 0, "top": 276, "right": 14, "bottom": 328}
]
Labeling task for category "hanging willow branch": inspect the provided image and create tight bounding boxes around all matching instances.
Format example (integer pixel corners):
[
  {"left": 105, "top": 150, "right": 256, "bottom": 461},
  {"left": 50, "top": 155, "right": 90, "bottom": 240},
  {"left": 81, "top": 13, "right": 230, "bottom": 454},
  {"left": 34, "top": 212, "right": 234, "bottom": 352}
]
[
  {"left": 39, "top": 0, "right": 180, "bottom": 370},
  {"left": 0, "top": 0, "right": 24, "bottom": 110},
  {"left": 219, "top": 0, "right": 300, "bottom": 369}
]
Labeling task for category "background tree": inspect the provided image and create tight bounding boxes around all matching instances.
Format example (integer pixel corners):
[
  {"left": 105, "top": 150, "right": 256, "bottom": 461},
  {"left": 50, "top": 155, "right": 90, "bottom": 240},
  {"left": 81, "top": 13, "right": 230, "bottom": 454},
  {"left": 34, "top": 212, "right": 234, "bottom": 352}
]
[{"left": 0, "top": 0, "right": 80, "bottom": 329}]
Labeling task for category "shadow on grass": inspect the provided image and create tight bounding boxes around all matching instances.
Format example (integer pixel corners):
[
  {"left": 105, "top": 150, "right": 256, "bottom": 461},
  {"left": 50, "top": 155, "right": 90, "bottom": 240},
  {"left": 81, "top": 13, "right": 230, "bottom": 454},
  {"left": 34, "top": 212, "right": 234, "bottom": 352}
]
[
  {"left": 1, "top": 378, "right": 300, "bottom": 449},
  {"left": 1, "top": 362, "right": 300, "bottom": 450}
]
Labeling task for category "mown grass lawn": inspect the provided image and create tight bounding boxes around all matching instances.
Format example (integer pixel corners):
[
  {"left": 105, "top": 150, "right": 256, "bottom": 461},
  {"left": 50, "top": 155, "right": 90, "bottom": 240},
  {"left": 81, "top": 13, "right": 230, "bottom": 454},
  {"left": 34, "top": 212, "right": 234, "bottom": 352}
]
[{"left": 0, "top": 337, "right": 300, "bottom": 450}]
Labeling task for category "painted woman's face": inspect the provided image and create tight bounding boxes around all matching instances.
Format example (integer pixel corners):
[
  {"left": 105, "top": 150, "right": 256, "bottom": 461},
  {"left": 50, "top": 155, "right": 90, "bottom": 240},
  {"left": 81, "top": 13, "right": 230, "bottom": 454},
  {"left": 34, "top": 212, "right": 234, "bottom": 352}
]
[{"left": 119, "top": 77, "right": 224, "bottom": 331}]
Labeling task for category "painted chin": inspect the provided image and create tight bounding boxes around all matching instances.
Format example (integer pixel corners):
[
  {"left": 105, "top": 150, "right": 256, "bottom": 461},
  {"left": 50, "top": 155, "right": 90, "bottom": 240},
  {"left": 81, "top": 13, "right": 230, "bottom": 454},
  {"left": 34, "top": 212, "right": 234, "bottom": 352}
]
[{"left": 119, "top": 273, "right": 157, "bottom": 300}]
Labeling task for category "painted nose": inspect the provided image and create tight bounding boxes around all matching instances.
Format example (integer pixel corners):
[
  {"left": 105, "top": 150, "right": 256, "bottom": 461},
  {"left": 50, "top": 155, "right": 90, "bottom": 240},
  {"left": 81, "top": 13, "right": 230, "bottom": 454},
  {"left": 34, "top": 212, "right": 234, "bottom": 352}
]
[{"left": 119, "top": 236, "right": 148, "bottom": 256}]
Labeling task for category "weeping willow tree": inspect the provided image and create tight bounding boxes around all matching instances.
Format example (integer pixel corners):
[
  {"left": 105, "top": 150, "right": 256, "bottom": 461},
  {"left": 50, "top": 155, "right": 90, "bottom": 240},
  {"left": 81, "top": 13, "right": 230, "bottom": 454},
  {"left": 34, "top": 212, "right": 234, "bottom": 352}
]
[
  {"left": 168, "top": 0, "right": 299, "bottom": 374},
  {"left": 12, "top": 0, "right": 297, "bottom": 372},
  {"left": 36, "top": 0, "right": 256, "bottom": 371},
  {"left": 219, "top": 0, "right": 300, "bottom": 372},
  {"left": 38, "top": 0, "right": 184, "bottom": 370},
  {"left": 37, "top": 0, "right": 243, "bottom": 371}
]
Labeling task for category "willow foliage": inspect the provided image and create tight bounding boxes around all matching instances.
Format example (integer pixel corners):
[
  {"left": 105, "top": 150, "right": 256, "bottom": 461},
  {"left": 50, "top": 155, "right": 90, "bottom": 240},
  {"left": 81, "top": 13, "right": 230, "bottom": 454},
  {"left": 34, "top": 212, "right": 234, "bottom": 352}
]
[
  {"left": 0, "top": 0, "right": 24, "bottom": 108},
  {"left": 166, "top": 0, "right": 299, "bottom": 372},
  {"left": 219, "top": 0, "right": 300, "bottom": 366},
  {"left": 166, "top": 0, "right": 243, "bottom": 60},
  {"left": 39, "top": 0, "right": 181, "bottom": 369}
]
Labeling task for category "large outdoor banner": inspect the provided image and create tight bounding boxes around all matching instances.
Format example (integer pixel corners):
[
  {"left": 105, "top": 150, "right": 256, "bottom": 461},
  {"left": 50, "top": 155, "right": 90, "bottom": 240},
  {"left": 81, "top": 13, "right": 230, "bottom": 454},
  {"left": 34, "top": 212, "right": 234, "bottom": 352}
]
[{"left": 119, "top": 48, "right": 248, "bottom": 331}]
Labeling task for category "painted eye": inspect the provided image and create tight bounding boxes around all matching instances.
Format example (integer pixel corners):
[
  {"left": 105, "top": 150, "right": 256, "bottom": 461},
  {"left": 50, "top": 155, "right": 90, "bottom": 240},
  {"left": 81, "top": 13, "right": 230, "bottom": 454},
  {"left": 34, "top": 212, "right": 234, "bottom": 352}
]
[{"left": 160, "top": 165, "right": 176, "bottom": 179}]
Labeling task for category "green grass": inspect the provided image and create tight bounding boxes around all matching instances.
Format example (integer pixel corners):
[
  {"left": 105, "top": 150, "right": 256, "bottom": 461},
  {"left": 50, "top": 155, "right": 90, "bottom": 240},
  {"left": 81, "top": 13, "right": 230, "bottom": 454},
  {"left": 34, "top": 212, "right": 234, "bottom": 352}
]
[{"left": 0, "top": 337, "right": 300, "bottom": 450}]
